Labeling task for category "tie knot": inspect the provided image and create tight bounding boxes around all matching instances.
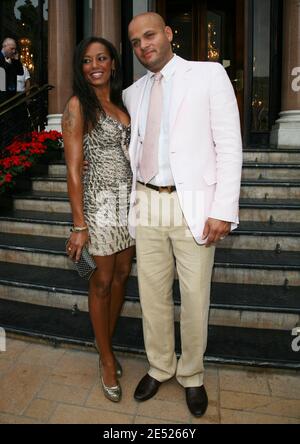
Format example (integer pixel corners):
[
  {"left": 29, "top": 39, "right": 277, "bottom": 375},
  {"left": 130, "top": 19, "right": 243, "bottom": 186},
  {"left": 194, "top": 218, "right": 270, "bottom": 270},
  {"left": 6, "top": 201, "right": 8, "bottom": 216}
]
[{"left": 154, "top": 72, "right": 163, "bottom": 82}]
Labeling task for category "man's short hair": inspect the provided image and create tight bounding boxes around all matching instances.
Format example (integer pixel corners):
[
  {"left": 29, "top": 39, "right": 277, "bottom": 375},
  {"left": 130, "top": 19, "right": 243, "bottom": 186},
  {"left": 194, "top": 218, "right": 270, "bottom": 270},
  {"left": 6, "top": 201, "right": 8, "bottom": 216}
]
[{"left": 2, "top": 38, "right": 17, "bottom": 48}]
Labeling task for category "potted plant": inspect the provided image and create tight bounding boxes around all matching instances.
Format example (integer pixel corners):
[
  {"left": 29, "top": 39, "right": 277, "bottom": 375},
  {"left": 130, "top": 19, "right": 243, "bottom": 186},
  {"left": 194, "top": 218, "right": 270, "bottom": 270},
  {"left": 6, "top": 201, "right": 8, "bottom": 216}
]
[{"left": 0, "top": 130, "right": 62, "bottom": 203}]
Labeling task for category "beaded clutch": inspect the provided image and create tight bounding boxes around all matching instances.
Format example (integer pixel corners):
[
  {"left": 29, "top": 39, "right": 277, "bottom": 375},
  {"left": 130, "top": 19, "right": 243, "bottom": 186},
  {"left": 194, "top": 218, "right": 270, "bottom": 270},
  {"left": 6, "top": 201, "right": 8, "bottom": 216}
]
[{"left": 66, "top": 242, "right": 97, "bottom": 280}]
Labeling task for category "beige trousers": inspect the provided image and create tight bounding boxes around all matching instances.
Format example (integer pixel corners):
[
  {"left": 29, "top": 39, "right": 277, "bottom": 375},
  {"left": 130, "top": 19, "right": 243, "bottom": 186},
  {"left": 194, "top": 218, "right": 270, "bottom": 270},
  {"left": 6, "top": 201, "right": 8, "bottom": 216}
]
[{"left": 135, "top": 183, "right": 215, "bottom": 388}]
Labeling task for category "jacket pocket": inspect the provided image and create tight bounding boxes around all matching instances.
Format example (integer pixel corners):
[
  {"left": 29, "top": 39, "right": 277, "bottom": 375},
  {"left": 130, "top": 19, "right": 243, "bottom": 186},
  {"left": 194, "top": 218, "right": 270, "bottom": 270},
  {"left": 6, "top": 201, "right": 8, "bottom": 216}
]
[{"left": 203, "top": 170, "right": 217, "bottom": 186}]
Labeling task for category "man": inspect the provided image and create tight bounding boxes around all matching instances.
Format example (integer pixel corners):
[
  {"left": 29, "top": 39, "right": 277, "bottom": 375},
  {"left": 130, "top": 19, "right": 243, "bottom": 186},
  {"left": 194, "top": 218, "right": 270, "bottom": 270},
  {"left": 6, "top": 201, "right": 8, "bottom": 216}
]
[
  {"left": 0, "top": 38, "right": 25, "bottom": 149},
  {"left": 123, "top": 13, "right": 243, "bottom": 417},
  {"left": 0, "top": 38, "right": 24, "bottom": 103}
]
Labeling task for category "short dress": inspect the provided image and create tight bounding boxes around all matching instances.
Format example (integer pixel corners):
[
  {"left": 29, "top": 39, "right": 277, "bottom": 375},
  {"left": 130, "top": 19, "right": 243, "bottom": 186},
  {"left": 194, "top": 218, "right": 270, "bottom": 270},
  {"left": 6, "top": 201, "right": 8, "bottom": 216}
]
[{"left": 83, "top": 113, "right": 135, "bottom": 256}]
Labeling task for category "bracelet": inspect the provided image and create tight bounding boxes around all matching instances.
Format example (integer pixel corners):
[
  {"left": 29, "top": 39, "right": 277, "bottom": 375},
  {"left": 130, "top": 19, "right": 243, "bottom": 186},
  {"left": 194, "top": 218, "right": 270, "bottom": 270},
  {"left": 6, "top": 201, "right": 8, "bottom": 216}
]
[{"left": 71, "top": 226, "right": 88, "bottom": 233}]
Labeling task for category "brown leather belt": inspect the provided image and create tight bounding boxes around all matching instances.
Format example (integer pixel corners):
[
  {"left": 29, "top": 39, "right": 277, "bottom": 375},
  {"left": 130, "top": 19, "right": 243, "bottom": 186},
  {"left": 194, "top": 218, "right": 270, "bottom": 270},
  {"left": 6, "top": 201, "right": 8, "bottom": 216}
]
[{"left": 138, "top": 181, "right": 176, "bottom": 194}]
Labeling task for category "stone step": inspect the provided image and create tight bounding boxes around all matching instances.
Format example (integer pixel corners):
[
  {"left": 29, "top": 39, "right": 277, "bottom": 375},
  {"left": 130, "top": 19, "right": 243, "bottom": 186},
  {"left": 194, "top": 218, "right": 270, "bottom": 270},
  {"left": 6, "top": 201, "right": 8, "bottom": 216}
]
[
  {"left": 239, "top": 199, "right": 300, "bottom": 223},
  {"left": 13, "top": 191, "right": 71, "bottom": 213},
  {"left": 242, "top": 163, "right": 300, "bottom": 180},
  {"left": 240, "top": 180, "right": 300, "bottom": 199},
  {"left": 0, "top": 298, "right": 299, "bottom": 369},
  {"left": 13, "top": 192, "right": 300, "bottom": 223},
  {"left": 0, "top": 262, "right": 299, "bottom": 332},
  {"left": 0, "top": 234, "right": 299, "bottom": 286},
  {"left": 2, "top": 282, "right": 297, "bottom": 331},
  {"left": 1, "top": 262, "right": 297, "bottom": 313},
  {"left": 212, "top": 249, "right": 300, "bottom": 286},
  {"left": 49, "top": 161, "right": 300, "bottom": 181},
  {"left": 0, "top": 210, "right": 72, "bottom": 238},
  {"left": 222, "top": 222, "right": 300, "bottom": 251},
  {"left": 30, "top": 176, "right": 300, "bottom": 199},
  {"left": 32, "top": 176, "right": 67, "bottom": 193},
  {"left": 243, "top": 148, "right": 300, "bottom": 163},
  {"left": 1, "top": 212, "right": 299, "bottom": 251},
  {"left": 48, "top": 163, "right": 67, "bottom": 176}
]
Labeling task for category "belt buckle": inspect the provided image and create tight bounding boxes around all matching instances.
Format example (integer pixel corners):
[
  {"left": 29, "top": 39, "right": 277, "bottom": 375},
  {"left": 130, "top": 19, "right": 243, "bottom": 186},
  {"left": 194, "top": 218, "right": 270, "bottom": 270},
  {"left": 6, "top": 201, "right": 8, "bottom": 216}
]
[{"left": 158, "top": 186, "right": 172, "bottom": 194}]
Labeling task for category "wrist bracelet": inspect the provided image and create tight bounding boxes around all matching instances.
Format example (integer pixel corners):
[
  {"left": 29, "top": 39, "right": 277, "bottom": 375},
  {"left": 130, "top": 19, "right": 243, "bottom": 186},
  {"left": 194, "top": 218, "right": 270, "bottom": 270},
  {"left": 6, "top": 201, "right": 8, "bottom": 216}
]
[{"left": 71, "top": 226, "right": 88, "bottom": 233}]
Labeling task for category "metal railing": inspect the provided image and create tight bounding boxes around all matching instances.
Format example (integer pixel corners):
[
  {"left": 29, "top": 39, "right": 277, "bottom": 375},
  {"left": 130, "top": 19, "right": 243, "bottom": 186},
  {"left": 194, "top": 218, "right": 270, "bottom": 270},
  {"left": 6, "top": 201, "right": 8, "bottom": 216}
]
[{"left": 0, "top": 84, "right": 54, "bottom": 150}]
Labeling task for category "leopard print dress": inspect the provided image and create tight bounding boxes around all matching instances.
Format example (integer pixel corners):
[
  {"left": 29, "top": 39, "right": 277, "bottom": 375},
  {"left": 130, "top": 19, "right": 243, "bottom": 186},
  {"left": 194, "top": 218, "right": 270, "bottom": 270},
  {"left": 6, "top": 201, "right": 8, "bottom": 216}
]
[{"left": 83, "top": 114, "right": 135, "bottom": 256}]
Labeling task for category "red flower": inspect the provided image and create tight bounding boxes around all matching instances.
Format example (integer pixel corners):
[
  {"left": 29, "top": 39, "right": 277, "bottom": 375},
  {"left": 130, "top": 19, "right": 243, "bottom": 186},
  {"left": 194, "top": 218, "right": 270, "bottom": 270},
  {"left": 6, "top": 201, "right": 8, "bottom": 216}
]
[
  {"left": 1, "top": 158, "right": 13, "bottom": 169},
  {"left": 1, "top": 130, "right": 62, "bottom": 194}
]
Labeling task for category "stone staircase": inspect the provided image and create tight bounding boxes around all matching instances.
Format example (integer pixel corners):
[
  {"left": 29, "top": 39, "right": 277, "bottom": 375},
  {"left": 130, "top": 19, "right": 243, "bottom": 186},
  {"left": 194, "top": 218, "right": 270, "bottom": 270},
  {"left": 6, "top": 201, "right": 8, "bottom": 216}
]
[{"left": 0, "top": 148, "right": 300, "bottom": 369}]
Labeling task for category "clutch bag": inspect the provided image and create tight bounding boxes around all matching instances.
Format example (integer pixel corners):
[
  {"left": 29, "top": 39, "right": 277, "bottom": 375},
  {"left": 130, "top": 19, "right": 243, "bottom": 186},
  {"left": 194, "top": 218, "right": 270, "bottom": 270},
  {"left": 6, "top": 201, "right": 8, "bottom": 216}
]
[{"left": 66, "top": 241, "right": 97, "bottom": 280}]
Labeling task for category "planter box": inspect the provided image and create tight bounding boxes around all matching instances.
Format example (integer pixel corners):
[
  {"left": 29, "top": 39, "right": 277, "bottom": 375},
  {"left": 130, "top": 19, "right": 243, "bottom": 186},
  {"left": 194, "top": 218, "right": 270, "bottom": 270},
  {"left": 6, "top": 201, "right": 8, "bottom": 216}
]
[
  {"left": 14, "top": 174, "right": 32, "bottom": 193},
  {"left": 0, "top": 193, "right": 13, "bottom": 210},
  {"left": 24, "top": 163, "right": 48, "bottom": 177},
  {"left": 42, "top": 149, "right": 63, "bottom": 163}
]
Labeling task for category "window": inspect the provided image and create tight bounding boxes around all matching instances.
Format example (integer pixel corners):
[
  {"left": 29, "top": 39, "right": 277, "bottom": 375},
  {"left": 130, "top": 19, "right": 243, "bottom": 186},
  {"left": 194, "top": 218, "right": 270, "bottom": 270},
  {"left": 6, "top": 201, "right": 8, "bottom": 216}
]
[{"left": 166, "top": 0, "right": 193, "bottom": 60}]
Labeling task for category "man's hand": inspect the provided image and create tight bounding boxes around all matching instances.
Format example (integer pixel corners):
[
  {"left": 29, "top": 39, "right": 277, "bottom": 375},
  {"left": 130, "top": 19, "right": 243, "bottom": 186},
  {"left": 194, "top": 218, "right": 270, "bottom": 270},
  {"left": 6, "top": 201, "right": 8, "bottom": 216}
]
[{"left": 202, "top": 218, "right": 231, "bottom": 247}]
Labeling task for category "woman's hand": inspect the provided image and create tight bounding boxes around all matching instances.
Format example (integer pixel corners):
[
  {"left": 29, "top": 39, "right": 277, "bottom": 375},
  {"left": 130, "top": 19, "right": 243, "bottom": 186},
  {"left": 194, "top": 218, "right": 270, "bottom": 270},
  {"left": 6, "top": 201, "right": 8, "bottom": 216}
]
[
  {"left": 83, "top": 159, "right": 89, "bottom": 175},
  {"left": 66, "top": 230, "right": 89, "bottom": 262}
]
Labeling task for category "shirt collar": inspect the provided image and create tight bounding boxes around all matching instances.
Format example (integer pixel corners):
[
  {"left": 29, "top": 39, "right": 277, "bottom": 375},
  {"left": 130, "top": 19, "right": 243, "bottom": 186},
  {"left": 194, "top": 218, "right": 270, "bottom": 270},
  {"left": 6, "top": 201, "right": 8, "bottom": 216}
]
[{"left": 147, "top": 54, "right": 177, "bottom": 82}]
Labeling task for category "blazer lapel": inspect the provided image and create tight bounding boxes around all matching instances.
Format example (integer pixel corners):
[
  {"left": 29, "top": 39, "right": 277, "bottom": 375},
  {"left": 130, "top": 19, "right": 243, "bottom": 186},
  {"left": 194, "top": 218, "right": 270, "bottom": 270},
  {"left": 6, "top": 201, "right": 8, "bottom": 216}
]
[
  {"left": 169, "top": 59, "right": 192, "bottom": 133},
  {"left": 128, "top": 75, "right": 149, "bottom": 169}
]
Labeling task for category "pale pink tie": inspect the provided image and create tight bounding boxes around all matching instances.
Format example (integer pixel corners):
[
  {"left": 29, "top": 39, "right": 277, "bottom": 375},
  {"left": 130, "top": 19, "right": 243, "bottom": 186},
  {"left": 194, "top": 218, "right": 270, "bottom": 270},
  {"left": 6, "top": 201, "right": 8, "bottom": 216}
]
[{"left": 140, "top": 72, "right": 163, "bottom": 184}]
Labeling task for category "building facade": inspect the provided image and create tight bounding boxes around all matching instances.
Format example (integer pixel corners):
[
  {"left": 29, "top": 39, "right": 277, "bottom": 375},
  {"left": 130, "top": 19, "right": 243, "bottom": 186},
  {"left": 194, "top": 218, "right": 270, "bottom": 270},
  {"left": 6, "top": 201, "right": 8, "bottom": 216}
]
[{"left": 1, "top": 0, "right": 299, "bottom": 148}]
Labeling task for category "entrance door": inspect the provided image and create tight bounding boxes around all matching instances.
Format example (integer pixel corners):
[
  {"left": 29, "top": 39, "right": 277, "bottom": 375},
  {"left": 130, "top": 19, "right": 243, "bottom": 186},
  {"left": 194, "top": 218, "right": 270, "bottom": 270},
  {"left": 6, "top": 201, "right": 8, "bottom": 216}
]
[{"left": 156, "top": 0, "right": 245, "bottom": 126}]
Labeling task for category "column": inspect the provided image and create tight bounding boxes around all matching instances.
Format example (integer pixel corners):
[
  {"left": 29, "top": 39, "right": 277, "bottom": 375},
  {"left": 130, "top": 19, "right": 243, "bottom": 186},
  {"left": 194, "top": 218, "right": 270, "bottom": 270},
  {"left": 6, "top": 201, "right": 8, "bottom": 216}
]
[
  {"left": 92, "top": 0, "right": 121, "bottom": 53},
  {"left": 271, "top": 0, "right": 300, "bottom": 148},
  {"left": 46, "top": 0, "right": 76, "bottom": 131}
]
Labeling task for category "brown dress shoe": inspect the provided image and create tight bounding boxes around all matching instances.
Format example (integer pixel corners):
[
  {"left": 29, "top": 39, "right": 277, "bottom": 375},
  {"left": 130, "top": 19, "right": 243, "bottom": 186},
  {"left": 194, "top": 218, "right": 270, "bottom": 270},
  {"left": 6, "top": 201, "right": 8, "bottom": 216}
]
[
  {"left": 185, "top": 385, "right": 208, "bottom": 417},
  {"left": 134, "top": 374, "right": 161, "bottom": 401}
]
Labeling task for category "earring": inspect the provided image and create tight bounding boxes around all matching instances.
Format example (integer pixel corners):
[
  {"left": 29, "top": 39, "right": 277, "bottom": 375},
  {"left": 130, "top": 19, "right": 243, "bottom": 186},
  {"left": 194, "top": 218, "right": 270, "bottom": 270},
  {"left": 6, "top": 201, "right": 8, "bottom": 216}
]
[{"left": 111, "top": 69, "right": 116, "bottom": 79}]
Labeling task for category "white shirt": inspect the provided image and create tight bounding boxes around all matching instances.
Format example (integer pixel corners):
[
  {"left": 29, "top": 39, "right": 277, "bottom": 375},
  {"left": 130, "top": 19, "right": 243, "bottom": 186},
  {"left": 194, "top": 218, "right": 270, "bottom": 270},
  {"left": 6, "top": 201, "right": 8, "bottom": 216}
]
[
  {"left": 137, "top": 54, "right": 178, "bottom": 186},
  {"left": 17, "top": 65, "right": 30, "bottom": 92}
]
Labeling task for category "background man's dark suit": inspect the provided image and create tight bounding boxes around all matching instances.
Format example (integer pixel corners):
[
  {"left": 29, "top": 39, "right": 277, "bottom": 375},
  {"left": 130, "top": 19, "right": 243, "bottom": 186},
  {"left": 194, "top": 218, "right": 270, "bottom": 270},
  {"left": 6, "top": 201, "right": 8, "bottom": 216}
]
[
  {"left": 0, "top": 51, "right": 24, "bottom": 104},
  {"left": 0, "top": 49, "right": 24, "bottom": 149}
]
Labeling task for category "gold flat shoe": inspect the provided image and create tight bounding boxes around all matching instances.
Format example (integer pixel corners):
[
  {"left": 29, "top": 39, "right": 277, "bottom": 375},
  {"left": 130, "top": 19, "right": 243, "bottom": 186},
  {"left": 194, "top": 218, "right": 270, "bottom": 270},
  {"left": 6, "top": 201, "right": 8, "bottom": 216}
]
[
  {"left": 94, "top": 339, "right": 123, "bottom": 378},
  {"left": 98, "top": 360, "right": 122, "bottom": 402},
  {"left": 100, "top": 377, "right": 122, "bottom": 402}
]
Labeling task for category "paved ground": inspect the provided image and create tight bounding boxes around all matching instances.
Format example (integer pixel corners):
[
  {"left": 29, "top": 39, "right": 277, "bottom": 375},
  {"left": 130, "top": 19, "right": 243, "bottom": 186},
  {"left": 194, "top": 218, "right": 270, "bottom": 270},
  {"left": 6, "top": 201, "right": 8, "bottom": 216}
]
[{"left": 0, "top": 337, "right": 299, "bottom": 424}]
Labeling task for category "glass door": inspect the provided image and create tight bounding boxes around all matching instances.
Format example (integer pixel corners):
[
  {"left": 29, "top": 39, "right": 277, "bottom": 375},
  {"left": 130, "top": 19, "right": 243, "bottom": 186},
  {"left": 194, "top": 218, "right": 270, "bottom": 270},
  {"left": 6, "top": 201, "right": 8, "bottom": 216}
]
[
  {"left": 245, "top": 0, "right": 283, "bottom": 147},
  {"left": 157, "top": 0, "right": 245, "bottom": 130},
  {"left": 156, "top": 0, "right": 282, "bottom": 147}
]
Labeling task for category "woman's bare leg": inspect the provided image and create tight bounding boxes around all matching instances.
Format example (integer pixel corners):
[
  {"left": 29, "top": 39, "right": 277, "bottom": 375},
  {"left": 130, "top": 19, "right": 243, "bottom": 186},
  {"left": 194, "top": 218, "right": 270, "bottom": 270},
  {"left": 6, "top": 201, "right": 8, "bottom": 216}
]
[
  {"left": 89, "top": 254, "right": 117, "bottom": 387},
  {"left": 110, "top": 246, "right": 135, "bottom": 338}
]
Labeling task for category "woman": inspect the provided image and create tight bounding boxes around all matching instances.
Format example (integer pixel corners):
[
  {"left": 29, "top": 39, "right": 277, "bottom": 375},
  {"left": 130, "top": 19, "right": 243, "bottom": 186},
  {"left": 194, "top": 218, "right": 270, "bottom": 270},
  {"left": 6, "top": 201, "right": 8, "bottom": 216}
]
[{"left": 62, "top": 37, "right": 135, "bottom": 403}]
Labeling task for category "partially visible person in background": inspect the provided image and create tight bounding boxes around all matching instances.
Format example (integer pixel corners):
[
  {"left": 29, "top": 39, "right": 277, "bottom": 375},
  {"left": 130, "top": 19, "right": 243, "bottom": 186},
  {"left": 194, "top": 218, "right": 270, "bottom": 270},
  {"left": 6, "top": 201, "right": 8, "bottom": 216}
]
[
  {"left": 16, "top": 59, "right": 32, "bottom": 133},
  {"left": 16, "top": 58, "right": 31, "bottom": 94},
  {"left": 0, "top": 38, "right": 24, "bottom": 103},
  {"left": 0, "top": 38, "right": 24, "bottom": 149}
]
